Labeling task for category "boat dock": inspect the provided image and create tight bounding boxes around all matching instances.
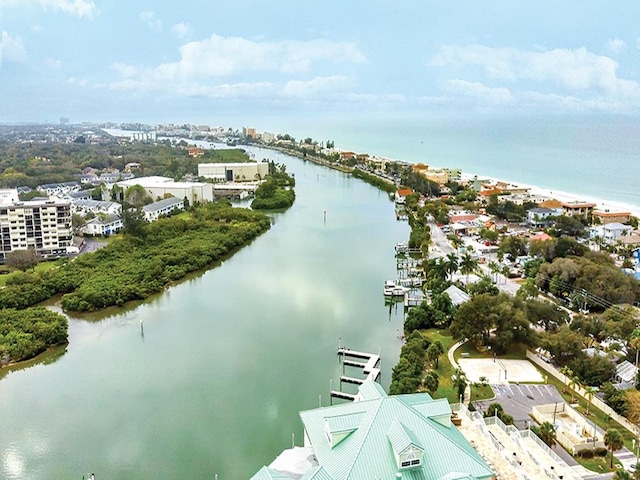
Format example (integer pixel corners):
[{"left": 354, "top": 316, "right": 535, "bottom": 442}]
[{"left": 331, "top": 348, "right": 382, "bottom": 402}]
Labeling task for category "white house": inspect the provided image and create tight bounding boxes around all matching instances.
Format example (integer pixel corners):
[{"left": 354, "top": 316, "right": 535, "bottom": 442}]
[
  {"left": 71, "top": 199, "right": 122, "bottom": 216},
  {"left": 590, "top": 222, "right": 634, "bottom": 243},
  {"left": 82, "top": 214, "right": 123, "bottom": 237},
  {"left": 142, "top": 197, "right": 184, "bottom": 222},
  {"left": 526, "top": 207, "right": 562, "bottom": 227}
]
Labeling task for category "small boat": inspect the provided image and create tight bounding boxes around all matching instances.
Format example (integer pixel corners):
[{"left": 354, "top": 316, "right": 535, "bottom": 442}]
[{"left": 384, "top": 281, "right": 409, "bottom": 297}]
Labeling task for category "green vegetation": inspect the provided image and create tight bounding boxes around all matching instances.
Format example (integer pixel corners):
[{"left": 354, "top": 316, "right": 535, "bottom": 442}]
[
  {"left": 0, "top": 140, "right": 254, "bottom": 188},
  {"left": 351, "top": 168, "right": 397, "bottom": 193},
  {"left": 251, "top": 162, "right": 296, "bottom": 210},
  {"left": 0, "top": 308, "right": 68, "bottom": 364},
  {"left": 0, "top": 201, "right": 271, "bottom": 312}
]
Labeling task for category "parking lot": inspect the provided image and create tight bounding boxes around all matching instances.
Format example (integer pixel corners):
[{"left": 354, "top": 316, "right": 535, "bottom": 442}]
[{"left": 476, "top": 383, "right": 564, "bottom": 428}]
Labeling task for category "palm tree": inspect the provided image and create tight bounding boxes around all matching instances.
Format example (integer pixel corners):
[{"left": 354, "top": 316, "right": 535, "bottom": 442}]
[
  {"left": 612, "top": 470, "right": 633, "bottom": 480},
  {"left": 604, "top": 428, "right": 624, "bottom": 468},
  {"left": 630, "top": 328, "right": 640, "bottom": 367},
  {"left": 560, "top": 366, "right": 574, "bottom": 395},
  {"left": 445, "top": 252, "right": 458, "bottom": 280},
  {"left": 460, "top": 252, "right": 479, "bottom": 285},
  {"left": 426, "top": 340, "right": 445, "bottom": 369},
  {"left": 452, "top": 368, "right": 468, "bottom": 401},
  {"left": 532, "top": 421, "right": 556, "bottom": 447},
  {"left": 585, "top": 386, "right": 598, "bottom": 416},
  {"left": 488, "top": 261, "right": 499, "bottom": 283},
  {"left": 422, "top": 371, "right": 439, "bottom": 395}
]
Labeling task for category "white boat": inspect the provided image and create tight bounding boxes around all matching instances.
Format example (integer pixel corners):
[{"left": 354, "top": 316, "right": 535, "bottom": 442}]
[{"left": 383, "top": 281, "right": 409, "bottom": 297}]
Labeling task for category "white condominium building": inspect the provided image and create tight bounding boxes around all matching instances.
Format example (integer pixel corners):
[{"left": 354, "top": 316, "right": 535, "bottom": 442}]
[{"left": 0, "top": 199, "right": 73, "bottom": 260}]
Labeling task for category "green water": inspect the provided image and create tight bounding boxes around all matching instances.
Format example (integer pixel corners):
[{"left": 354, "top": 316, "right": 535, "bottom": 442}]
[{"left": 0, "top": 149, "right": 409, "bottom": 479}]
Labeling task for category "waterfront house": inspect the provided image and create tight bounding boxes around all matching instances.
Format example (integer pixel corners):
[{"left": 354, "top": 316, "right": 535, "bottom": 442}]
[
  {"left": 142, "top": 196, "right": 184, "bottom": 222},
  {"left": 251, "top": 380, "right": 494, "bottom": 480},
  {"left": 592, "top": 210, "right": 632, "bottom": 225},
  {"left": 395, "top": 188, "right": 413, "bottom": 204},
  {"left": 561, "top": 201, "right": 597, "bottom": 219}
]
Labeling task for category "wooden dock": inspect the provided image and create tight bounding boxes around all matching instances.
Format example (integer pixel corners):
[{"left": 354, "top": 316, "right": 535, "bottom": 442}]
[
  {"left": 330, "top": 390, "right": 356, "bottom": 401},
  {"left": 332, "top": 348, "right": 382, "bottom": 402}
]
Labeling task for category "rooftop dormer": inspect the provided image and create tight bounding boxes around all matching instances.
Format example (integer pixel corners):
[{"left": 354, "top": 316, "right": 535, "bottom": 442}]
[
  {"left": 387, "top": 420, "right": 424, "bottom": 470},
  {"left": 324, "top": 412, "right": 365, "bottom": 449}
]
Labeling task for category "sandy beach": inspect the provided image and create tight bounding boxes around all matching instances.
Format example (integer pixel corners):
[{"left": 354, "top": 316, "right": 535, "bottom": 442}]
[{"left": 461, "top": 172, "right": 640, "bottom": 219}]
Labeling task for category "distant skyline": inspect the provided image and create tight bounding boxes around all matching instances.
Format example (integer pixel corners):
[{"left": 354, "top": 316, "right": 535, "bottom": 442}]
[{"left": 3, "top": 1, "right": 640, "bottom": 129}]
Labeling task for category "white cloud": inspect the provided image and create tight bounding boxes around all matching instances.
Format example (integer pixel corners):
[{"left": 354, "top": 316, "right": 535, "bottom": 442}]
[
  {"left": 66, "top": 77, "right": 87, "bottom": 87},
  {"left": 607, "top": 38, "right": 626, "bottom": 54},
  {"left": 171, "top": 22, "right": 192, "bottom": 40},
  {"left": 446, "top": 79, "right": 513, "bottom": 105},
  {"left": 129, "top": 34, "right": 366, "bottom": 80},
  {"left": 139, "top": 11, "right": 162, "bottom": 33},
  {"left": 1, "top": 31, "right": 27, "bottom": 64},
  {"left": 45, "top": 57, "right": 62, "bottom": 68},
  {"left": 281, "top": 76, "right": 351, "bottom": 97},
  {"left": 6, "top": 0, "right": 97, "bottom": 18},
  {"left": 431, "top": 44, "right": 640, "bottom": 97}
]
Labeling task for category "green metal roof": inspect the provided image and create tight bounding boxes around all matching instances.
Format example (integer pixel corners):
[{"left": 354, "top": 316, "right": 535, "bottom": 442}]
[
  {"left": 325, "top": 412, "right": 365, "bottom": 434},
  {"left": 250, "top": 466, "right": 294, "bottom": 480},
  {"left": 299, "top": 380, "right": 494, "bottom": 480},
  {"left": 356, "top": 379, "right": 387, "bottom": 400},
  {"left": 387, "top": 420, "right": 423, "bottom": 454},
  {"left": 300, "top": 466, "right": 335, "bottom": 480}
]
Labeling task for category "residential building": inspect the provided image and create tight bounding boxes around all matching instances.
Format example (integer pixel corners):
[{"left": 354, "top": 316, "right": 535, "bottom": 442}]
[
  {"left": 142, "top": 197, "right": 184, "bottom": 222},
  {"left": 561, "top": 201, "right": 597, "bottom": 218},
  {"left": 395, "top": 188, "right": 413, "bottom": 204},
  {"left": 198, "top": 162, "right": 269, "bottom": 182},
  {"left": 252, "top": 380, "right": 494, "bottom": 480},
  {"left": 526, "top": 207, "right": 562, "bottom": 227},
  {"left": 36, "top": 181, "right": 81, "bottom": 197},
  {"left": 187, "top": 147, "right": 205, "bottom": 158},
  {"left": 82, "top": 214, "right": 123, "bottom": 237},
  {"left": 0, "top": 198, "right": 73, "bottom": 260},
  {"left": 0, "top": 189, "right": 20, "bottom": 206},
  {"left": 590, "top": 223, "right": 634, "bottom": 243},
  {"left": 71, "top": 199, "right": 122, "bottom": 216},
  {"left": 116, "top": 176, "right": 215, "bottom": 205},
  {"left": 592, "top": 210, "right": 632, "bottom": 225}
]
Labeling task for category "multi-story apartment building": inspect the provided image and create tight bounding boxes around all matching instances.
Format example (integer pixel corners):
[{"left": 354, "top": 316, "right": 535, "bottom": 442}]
[{"left": 0, "top": 198, "right": 73, "bottom": 260}]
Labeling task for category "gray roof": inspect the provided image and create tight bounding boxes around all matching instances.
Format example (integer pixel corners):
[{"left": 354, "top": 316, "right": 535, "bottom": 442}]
[
  {"left": 616, "top": 360, "right": 638, "bottom": 383},
  {"left": 142, "top": 196, "right": 183, "bottom": 213},
  {"left": 443, "top": 285, "right": 471, "bottom": 306},
  {"left": 87, "top": 214, "right": 121, "bottom": 225}
]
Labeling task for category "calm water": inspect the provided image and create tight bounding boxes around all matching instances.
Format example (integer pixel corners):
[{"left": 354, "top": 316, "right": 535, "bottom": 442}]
[
  {"left": 278, "top": 114, "right": 640, "bottom": 210},
  {"left": 0, "top": 149, "right": 408, "bottom": 479}
]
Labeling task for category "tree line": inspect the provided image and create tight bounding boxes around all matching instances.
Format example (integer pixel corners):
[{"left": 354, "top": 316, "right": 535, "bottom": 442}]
[{"left": 0, "top": 201, "right": 271, "bottom": 312}]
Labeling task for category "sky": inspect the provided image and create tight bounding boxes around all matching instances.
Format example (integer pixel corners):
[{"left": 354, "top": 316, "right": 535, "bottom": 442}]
[{"left": 2, "top": 1, "right": 640, "bottom": 127}]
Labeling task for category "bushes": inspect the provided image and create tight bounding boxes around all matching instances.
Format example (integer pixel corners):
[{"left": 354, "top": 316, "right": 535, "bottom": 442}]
[
  {"left": 0, "top": 202, "right": 271, "bottom": 312},
  {"left": 0, "top": 307, "right": 67, "bottom": 363},
  {"left": 577, "top": 448, "right": 607, "bottom": 458}
]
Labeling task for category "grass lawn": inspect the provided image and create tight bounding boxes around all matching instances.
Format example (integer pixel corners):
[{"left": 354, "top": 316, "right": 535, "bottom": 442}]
[
  {"left": 0, "top": 260, "right": 58, "bottom": 287},
  {"left": 454, "top": 340, "right": 528, "bottom": 362},
  {"left": 578, "top": 455, "right": 617, "bottom": 474},
  {"left": 422, "top": 329, "right": 460, "bottom": 403}
]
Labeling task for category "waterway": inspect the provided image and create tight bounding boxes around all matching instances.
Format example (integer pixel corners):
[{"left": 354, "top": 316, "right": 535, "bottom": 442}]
[{"left": 0, "top": 148, "right": 409, "bottom": 480}]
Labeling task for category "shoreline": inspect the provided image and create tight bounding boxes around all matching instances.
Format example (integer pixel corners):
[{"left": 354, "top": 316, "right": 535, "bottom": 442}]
[{"left": 461, "top": 172, "right": 640, "bottom": 219}]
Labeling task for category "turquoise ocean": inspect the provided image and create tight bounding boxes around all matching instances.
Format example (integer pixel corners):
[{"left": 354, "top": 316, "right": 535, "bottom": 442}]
[{"left": 270, "top": 114, "right": 640, "bottom": 212}]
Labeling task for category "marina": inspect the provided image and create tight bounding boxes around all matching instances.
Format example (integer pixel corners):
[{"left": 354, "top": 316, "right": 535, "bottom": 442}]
[{"left": 331, "top": 347, "right": 382, "bottom": 402}]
